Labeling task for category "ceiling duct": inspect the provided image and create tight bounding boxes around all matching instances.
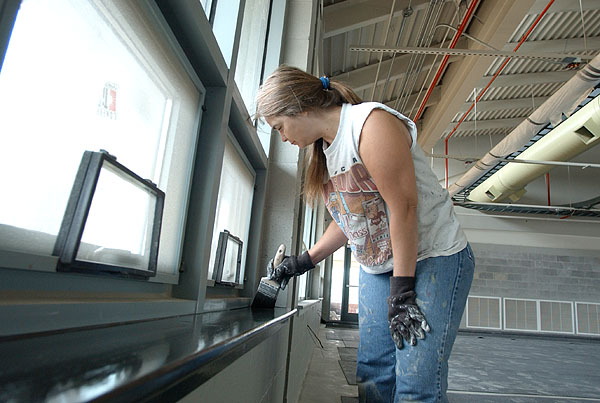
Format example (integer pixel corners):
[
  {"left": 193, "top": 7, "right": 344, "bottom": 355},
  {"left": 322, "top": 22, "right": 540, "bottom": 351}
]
[
  {"left": 448, "top": 52, "right": 600, "bottom": 197},
  {"left": 468, "top": 95, "right": 600, "bottom": 202}
]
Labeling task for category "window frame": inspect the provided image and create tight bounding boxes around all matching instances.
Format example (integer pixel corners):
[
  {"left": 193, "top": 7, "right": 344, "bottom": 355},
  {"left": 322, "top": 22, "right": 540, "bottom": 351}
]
[{"left": 53, "top": 150, "right": 165, "bottom": 279}]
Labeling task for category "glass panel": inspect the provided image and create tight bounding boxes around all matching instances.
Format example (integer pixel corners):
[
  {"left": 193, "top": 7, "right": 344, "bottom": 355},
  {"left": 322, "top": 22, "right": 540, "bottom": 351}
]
[
  {"left": 208, "top": 135, "right": 255, "bottom": 283},
  {"left": 0, "top": 0, "right": 166, "bottom": 244},
  {"left": 0, "top": 0, "right": 201, "bottom": 278},
  {"left": 76, "top": 162, "right": 156, "bottom": 272},
  {"left": 297, "top": 272, "right": 308, "bottom": 301},
  {"left": 220, "top": 237, "right": 240, "bottom": 283},
  {"left": 348, "top": 253, "right": 360, "bottom": 314},
  {"left": 199, "top": 0, "right": 213, "bottom": 19},
  {"left": 234, "top": 0, "right": 269, "bottom": 115},
  {"left": 212, "top": 0, "right": 240, "bottom": 67},
  {"left": 329, "top": 246, "right": 345, "bottom": 320},
  {"left": 256, "top": 119, "right": 272, "bottom": 157}
]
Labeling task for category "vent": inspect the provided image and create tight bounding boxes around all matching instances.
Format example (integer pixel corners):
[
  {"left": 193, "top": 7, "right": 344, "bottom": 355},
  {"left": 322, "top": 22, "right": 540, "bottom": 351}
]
[
  {"left": 576, "top": 303, "right": 600, "bottom": 335},
  {"left": 466, "top": 296, "right": 501, "bottom": 329},
  {"left": 539, "top": 300, "right": 574, "bottom": 334},
  {"left": 575, "top": 125, "right": 595, "bottom": 144},
  {"left": 504, "top": 298, "right": 538, "bottom": 331}
]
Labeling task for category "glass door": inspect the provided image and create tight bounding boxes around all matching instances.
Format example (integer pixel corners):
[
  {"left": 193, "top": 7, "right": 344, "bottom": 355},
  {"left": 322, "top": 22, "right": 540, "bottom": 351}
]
[
  {"left": 329, "top": 243, "right": 359, "bottom": 324},
  {"left": 341, "top": 246, "right": 359, "bottom": 323}
]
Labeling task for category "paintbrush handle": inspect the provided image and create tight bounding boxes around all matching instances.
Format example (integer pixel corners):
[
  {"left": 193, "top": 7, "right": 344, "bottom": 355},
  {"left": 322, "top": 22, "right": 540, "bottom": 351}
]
[{"left": 273, "top": 244, "right": 286, "bottom": 267}]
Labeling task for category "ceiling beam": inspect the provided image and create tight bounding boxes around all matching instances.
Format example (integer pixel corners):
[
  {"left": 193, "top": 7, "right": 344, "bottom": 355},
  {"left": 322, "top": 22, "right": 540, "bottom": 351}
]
[
  {"left": 458, "top": 96, "right": 550, "bottom": 113},
  {"left": 418, "top": 0, "right": 537, "bottom": 149},
  {"left": 332, "top": 38, "right": 466, "bottom": 91},
  {"left": 323, "top": 0, "right": 433, "bottom": 39},
  {"left": 448, "top": 117, "right": 524, "bottom": 132},
  {"left": 334, "top": 55, "right": 461, "bottom": 92},
  {"left": 475, "top": 70, "right": 576, "bottom": 88},
  {"left": 501, "top": 36, "right": 600, "bottom": 53},
  {"left": 530, "top": 0, "right": 598, "bottom": 13},
  {"left": 384, "top": 86, "right": 442, "bottom": 110}
]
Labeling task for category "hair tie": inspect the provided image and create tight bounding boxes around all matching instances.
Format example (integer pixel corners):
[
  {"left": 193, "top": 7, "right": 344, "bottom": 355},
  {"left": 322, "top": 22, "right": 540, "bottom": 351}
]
[{"left": 320, "top": 76, "right": 330, "bottom": 90}]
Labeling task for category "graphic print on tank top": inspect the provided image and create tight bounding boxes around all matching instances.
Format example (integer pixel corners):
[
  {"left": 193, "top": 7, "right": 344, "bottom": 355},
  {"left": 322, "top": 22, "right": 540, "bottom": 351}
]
[{"left": 322, "top": 162, "right": 392, "bottom": 267}]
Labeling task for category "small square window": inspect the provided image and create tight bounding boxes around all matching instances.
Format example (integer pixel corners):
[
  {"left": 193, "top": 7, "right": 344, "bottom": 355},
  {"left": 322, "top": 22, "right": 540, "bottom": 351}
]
[
  {"left": 211, "top": 230, "right": 243, "bottom": 285},
  {"left": 53, "top": 151, "right": 164, "bottom": 278}
]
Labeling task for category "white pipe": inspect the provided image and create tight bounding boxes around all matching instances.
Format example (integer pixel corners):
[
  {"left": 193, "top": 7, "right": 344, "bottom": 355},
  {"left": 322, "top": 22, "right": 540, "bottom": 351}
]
[
  {"left": 427, "top": 153, "right": 600, "bottom": 169},
  {"left": 448, "top": 52, "right": 600, "bottom": 197},
  {"left": 468, "top": 96, "right": 600, "bottom": 202}
]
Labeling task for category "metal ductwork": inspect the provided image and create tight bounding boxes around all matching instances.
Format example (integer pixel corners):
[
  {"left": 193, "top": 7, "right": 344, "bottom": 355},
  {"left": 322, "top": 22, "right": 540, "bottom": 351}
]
[
  {"left": 468, "top": 96, "right": 600, "bottom": 202},
  {"left": 448, "top": 53, "right": 600, "bottom": 197}
]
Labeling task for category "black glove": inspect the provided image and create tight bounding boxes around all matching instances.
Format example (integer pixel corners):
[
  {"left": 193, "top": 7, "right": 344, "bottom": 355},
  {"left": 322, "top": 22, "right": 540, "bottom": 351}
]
[
  {"left": 269, "top": 251, "right": 314, "bottom": 290},
  {"left": 387, "top": 276, "right": 430, "bottom": 349}
]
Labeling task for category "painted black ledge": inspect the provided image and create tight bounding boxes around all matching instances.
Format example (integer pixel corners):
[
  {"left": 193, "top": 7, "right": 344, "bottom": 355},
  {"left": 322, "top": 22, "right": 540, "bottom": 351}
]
[{"left": 0, "top": 307, "right": 296, "bottom": 402}]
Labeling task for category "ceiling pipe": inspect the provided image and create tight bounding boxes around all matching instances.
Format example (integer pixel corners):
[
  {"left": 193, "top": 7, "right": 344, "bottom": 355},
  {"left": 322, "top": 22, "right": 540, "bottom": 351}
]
[
  {"left": 412, "top": 0, "right": 479, "bottom": 123},
  {"left": 443, "top": 0, "right": 555, "bottom": 188},
  {"left": 448, "top": 51, "right": 600, "bottom": 197},
  {"left": 467, "top": 96, "right": 600, "bottom": 203},
  {"left": 370, "top": 0, "right": 396, "bottom": 101}
]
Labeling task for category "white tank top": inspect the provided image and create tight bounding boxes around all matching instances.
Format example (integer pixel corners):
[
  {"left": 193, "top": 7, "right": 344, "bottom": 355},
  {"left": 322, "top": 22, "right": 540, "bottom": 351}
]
[{"left": 322, "top": 102, "right": 467, "bottom": 274}]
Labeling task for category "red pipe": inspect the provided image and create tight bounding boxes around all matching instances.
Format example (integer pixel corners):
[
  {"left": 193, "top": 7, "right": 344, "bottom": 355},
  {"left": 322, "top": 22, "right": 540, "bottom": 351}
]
[
  {"left": 413, "top": 0, "right": 479, "bottom": 123},
  {"left": 443, "top": 0, "right": 555, "bottom": 188}
]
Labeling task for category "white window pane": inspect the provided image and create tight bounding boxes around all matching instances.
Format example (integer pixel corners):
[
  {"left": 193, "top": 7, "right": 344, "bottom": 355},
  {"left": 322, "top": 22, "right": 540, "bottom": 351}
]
[
  {"left": 234, "top": 0, "right": 269, "bottom": 115},
  {"left": 77, "top": 162, "right": 156, "bottom": 271},
  {"left": 329, "top": 246, "right": 345, "bottom": 319},
  {"left": 220, "top": 238, "right": 241, "bottom": 283},
  {"left": 199, "top": 0, "right": 213, "bottom": 18},
  {"left": 0, "top": 0, "right": 201, "bottom": 279},
  {"left": 298, "top": 272, "right": 307, "bottom": 300},
  {"left": 208, "top": 135, "right": 255, "bottom": 284},
  {"left": 212, "top": 0, "right": 240, "bottom": 68}
]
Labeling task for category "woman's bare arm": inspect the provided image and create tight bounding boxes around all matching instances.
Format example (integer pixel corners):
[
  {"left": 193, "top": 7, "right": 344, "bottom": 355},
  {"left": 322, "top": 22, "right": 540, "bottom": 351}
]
[
  {"left": 359, "top": 109, "right": 418, "bottom": 277},
  {"left": 308, "top": 220, "right": 348, "bottom": 264}
]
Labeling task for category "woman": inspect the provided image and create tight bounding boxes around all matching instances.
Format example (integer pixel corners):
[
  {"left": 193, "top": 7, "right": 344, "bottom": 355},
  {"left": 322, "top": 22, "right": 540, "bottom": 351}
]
[{"left": 255, "top": 65, "right": 474, "bottom": 403}]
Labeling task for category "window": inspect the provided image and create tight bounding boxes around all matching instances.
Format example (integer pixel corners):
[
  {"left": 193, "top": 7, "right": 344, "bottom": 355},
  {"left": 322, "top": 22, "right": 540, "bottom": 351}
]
[
  {"left": 234, "top": 0, "right": 270, "bottom": 115},
  {"left": 199, "top": 0, "right": 214, "bottom": 20},
  {"left": 0, "top": 0, "right": 202, "bottom": 283},
  {"left": 211, "top": 0, "right": 241, "bottom": 68},
  {"left": 207, "top": 133, "right": 255, "bottom": 286},
  {"left": 53, "top": 151, "right": 164, "bottom": 278}
]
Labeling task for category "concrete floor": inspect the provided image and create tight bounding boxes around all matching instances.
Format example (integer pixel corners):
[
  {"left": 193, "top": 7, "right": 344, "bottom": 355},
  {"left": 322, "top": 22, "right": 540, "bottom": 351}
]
[{"left": 299, "top": 325, "right": 600, "bottom": 403}]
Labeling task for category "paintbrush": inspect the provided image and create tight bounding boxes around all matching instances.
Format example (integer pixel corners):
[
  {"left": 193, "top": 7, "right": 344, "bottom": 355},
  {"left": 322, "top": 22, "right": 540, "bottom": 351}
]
[{"left": 251, "top": 244, "right": 286, "bottom": 309}]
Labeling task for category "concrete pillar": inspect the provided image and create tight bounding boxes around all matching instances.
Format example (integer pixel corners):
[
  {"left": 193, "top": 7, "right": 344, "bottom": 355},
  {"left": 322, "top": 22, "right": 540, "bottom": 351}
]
[{"left": 258, "top": 0, "right": 319, "bottom": 309}]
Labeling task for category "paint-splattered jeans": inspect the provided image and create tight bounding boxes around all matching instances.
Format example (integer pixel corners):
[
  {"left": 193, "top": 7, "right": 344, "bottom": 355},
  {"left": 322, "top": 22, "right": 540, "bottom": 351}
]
[{"left": 357, "top": 244, "right": 475, "bottom": 403}]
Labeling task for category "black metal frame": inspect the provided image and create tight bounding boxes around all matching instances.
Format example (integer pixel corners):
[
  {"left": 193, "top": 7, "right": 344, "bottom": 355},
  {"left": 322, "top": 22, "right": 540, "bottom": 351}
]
[
  {"left": 53, "top": 150, "right": 164, "bottom": 279},
  {"left": 212, "top": 230, "right": 243, "bottom": 285},
  {"left": 341, "top": 244, "right": 358, "bottom": 324}
]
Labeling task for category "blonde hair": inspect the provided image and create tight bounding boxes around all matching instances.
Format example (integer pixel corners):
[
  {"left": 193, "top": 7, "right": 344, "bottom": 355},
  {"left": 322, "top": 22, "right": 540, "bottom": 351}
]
[{"left": 255, "top": 65, "right": 362, "bottom": 203}]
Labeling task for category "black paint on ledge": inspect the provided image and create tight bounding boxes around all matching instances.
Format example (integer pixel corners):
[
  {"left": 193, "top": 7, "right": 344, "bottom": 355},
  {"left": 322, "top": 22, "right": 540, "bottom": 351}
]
[{"left": 0, "top": 307, "right": 296, "bottom": 402}]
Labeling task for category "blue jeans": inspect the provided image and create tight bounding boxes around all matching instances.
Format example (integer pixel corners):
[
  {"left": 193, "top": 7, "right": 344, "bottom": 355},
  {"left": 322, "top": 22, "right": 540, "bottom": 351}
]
[{"left": 357, "top": 245, "right": 475, "bottom": 403}]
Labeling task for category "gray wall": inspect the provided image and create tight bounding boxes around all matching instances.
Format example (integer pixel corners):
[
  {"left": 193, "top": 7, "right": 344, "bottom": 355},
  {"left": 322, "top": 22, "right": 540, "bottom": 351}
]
[
  {"left": 179, "top": 325, "right": 290, "bottom": 403},
  {"left": 471, "top": 243, "right": 600, "bottom": 303},
  {"left": 287, "top": 301, "right": 323, "bottom": 403}
]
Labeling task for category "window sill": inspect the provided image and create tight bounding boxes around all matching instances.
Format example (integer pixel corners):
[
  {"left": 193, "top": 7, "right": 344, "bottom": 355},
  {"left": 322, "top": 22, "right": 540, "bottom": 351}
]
[
  {"left": 297, "top": 299, "right": 321, "bottom": 316},
  {"left": 0, "top": 307, "right": 296, "bottom": 402},
  {"left": 202, "top": 296, "right": 251, "bottom": 313}
]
